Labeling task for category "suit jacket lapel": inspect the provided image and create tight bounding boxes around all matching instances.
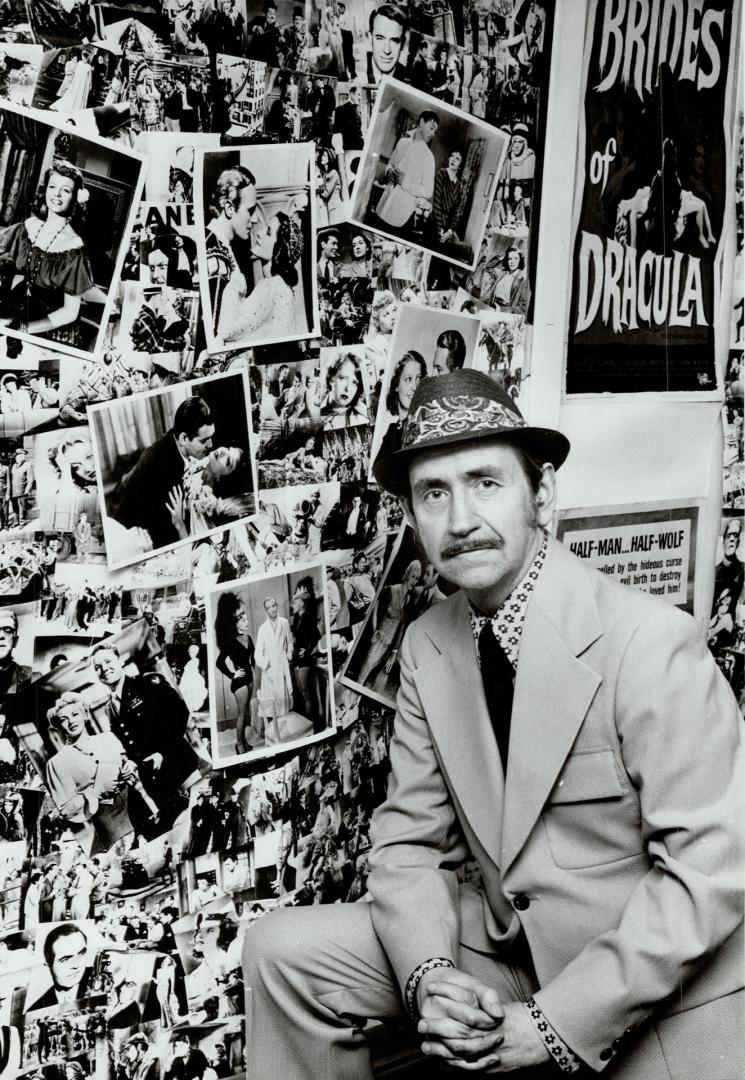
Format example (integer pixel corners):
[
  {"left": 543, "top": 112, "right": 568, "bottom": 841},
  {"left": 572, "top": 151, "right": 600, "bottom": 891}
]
[
  {"left": 414, "top": 591, "right": 506, "bottom": 866},
  {"left": 500, "top": 537, "right": 603, "bottom": 875}
]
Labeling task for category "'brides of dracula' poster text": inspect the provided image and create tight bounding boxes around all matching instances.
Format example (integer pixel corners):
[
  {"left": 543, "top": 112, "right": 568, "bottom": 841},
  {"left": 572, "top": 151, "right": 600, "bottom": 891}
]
[{"left": 566, "top": 0, "right": 735, "bottom": 394}]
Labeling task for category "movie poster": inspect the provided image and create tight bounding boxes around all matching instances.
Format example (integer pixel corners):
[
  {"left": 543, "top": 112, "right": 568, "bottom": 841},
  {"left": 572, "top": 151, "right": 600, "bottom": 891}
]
[{"left": 565, "top": 0, "right": 738, "bottom": 394}]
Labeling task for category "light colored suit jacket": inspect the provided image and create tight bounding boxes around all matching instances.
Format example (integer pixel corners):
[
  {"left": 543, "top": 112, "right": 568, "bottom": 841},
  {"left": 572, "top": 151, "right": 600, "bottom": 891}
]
[{"left": 367, "top": 535, "right": 744, "bottom": 1079}]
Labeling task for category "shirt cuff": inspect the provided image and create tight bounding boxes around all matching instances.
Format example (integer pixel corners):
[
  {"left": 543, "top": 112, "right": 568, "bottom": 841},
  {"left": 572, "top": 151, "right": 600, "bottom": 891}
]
[
  {"left": 524, "top": 998, "right": 583, "bottom": 1074},
  {"left": 404, "top": 958, "right": 454, "bottom": 1020}
]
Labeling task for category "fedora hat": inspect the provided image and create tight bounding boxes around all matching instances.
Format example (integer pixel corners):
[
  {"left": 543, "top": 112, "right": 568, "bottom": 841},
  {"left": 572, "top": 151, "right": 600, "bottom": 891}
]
[{"left": 372, "top": 369, "right": 569, "bottom": 496}]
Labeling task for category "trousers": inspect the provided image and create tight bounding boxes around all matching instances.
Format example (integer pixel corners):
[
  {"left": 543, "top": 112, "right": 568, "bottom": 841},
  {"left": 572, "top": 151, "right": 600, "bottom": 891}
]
[{"left": 243, "top": 898, "right": 560, "bottom": 1080}]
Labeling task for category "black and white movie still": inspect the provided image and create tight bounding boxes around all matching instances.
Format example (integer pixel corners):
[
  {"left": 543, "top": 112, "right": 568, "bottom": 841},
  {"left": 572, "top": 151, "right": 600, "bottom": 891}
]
[
  {"left": 31, "top": 44, "right": 119, "bottom": 115},
  {"left": 196, "top": 142, "right": 317, "bottom": 351},
  {"left": 214, "top": 53, "right": 267, "bottom": 141},
  {"left": 349, "top": 77, "right": 509, "bottom": 269},
  {"left": 0, "top": 102, "right": 146, "bottom": 360},
  {"left": 709, "top": 513, "right": 745, "bottom": 697},
  {"left": 112, "top": 283, "right": 201, "bottom": 366},
  {"left": 32, "top": 428, "right": 101, "bottom": 538},
  {"left": 125, "top": 55, "right": 211, "bottom": 134},
  {"left": 88, "top": 372, "right": 256, "bottom": 569},
  {"left": 465, "top": 228, "right": 529, "bottom": 312},
  {"left": 0, "top": 0, "right": 33, "bottom": 43},
  {"left": 9, "top": 616, "right": 211, "bottom": 856},
  {"left": 0, "top": 41, "right": 41, "bottom": 105},
  {"left": 341, "top": 525, "right": 447, "bottom": 706},
  {"left": 36, "top": 577, "right": 121, "bottom": 636},
  {"left": 205, "top": 566, "right": 334, "bottom": 766},
  {"left": 0, "top": 439, "right": 36, "bottom": 535},
  {"left": 121, "top": 203, "right": 199, "bottom": 291},
  {"left": 368, "top": 301, "right": 480, "bottom": 464}
]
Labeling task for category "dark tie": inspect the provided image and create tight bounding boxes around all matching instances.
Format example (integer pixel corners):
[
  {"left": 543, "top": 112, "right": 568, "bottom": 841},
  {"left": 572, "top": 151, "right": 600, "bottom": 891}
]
[{"left": 478, "top": 621, "right": 515, "bottom": 771}]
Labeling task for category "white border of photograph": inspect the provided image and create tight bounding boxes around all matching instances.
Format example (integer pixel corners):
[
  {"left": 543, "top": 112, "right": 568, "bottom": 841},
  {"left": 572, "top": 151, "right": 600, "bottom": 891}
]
[
  {"left": 0, "top": 99, "right": 146, "bottom": 363},
  {"left": 87, "top": 368, "right": 260, "bottom": 572},
  {"left": 193, "top": 142, "right": 319, "bottom": 355},
  {"left": 204, "top": 562, "right": 337, "bottom": 769},
  {"left": 347, "top": 76, "right": 509, "bottom": 273}
]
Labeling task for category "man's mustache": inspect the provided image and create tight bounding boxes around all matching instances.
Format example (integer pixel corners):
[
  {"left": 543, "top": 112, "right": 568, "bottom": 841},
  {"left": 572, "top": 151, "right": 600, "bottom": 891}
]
[{"left": 440, "top": 538, "right": 503, "bottom": 558}]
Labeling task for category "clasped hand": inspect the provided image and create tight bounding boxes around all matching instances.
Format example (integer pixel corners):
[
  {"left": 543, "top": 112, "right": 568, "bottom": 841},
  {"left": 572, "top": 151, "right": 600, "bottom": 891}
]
[{"left": 416, "top": 969, "right": 549, "bottom": 1073}]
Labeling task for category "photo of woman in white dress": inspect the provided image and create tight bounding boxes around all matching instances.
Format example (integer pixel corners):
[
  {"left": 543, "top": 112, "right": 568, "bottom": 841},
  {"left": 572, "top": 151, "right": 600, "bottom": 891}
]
[{"left": 50, "top": 48, "right": 92, "bottom": 112}]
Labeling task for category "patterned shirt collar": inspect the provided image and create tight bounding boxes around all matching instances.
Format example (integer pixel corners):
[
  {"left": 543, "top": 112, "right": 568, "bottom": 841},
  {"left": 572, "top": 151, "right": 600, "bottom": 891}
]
[{"left": 468, "top": 531, "right": 548, "bottom": 670}]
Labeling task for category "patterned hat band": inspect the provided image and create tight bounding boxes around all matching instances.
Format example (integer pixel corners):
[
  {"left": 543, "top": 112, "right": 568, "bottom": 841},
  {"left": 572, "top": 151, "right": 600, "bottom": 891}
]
[{"left": 402, "top": 394, "right": 527, "bottom": 450}]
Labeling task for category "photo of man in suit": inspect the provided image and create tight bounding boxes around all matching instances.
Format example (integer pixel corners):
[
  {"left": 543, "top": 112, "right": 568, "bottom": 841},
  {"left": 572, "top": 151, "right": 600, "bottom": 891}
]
[
  {"left": 111, "top": 395, "right": 214, "bottom": 550},
  {"left": 28, "top": 923, "right": 95, "bottom": 1012},
  {"left": 358, "top": 2, "right": 408, "bottom": 86},
  {"left": 90, "top": 640, "right": 203, "bottom": 832},
  {"left": 243, "top": 368, "right": 744, "bottom": 1080}
]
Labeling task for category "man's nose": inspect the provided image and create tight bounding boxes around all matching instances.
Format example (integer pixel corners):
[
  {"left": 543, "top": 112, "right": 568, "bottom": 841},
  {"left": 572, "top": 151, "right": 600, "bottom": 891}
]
[{"left": 447, "top": 489, "right": 478, "bottom": 534}]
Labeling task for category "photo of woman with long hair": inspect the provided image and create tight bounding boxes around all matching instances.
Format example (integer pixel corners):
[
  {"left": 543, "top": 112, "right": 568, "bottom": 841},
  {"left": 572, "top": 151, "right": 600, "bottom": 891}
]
[
  {"left": 0, "top": 159, "right": 93, "bottom": 346},
  {"left": 214, "top": 590, "right": 256, "bottom": 756}
]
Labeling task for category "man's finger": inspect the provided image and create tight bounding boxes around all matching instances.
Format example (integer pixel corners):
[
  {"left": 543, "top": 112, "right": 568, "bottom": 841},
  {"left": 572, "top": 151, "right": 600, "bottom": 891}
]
[
  {"left": 419, "top": 1018, "right": 503, "bottom": 1050},
  {"left": 426, "top": 977, "right": 504, "bottom": 1020},
  {"left": 422, "top": 1039, "right": 501, "bottom": 1070},
  {"left": 420, "top": 996, "right": 497, "bottom": 1031}
]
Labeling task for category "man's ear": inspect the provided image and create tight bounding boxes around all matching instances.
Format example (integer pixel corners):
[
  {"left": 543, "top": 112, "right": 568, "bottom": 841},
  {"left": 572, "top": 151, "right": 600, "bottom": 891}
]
[{"left": 535, "top": 463, "right": 557, "bottom": 528}]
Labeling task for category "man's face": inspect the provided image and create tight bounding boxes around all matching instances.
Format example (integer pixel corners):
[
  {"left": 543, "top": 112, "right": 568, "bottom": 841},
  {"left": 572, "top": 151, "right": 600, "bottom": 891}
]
[
  {"left": 180, "top": 423, "right": 215, "bottom": 460},
  {"left": 419, "top": 117, "right": 439, "bottom": 144},
  {"left": 92, "top": 648, "right": 125, "bottom": 687},
  {"left": 405, "top": 440, "right": 552, "bottom": 608},
  {"left": 265, "top": 6, "right": 276, "bottom": 23},
  {"left": 125, "top": 1045, "right": 142, "bottom": 1065},
  {"left": 149, "top": 253, "right": 169, "bottom": 285},
  {"left": 264, "top": 598, "right": 278, "bottom": 618},
  {"left": 723, "top": 524, "right": 741, "bottom": 559},
  {"left": 511, "top": 135, "right": 527, "bottom": 157},
  {"left": 227, "top": 183, "right": 259, "bottom": 241},
  {"left": 50, "top": 931, "right": 87, "bottom": 990},
  {"left": 432, "top": 347, "right": 452, "bottom": 375},
  {"left": 370, "top": 13, "right": 405, "bottom": 74},
  {"left": 0, "top": 616, "right": 16, "bottom": 662},
  {"left": 323, "top": 235, "right": 338, "bottom": 259}
]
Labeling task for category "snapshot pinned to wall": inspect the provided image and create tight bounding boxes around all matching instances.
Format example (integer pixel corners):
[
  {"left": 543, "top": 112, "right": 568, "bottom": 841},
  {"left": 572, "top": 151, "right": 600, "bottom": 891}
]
[
  {"left": 708, "top": 511, "right": 744, "bottom": 697},
  {"left": 205, "top": 564, "right": 335, "bottom": 766},
  {"left": 341, "top": 524, "right": 448, "bottom": 707},
  {"left": 32, "top": 44, "right": 118, "bottom": 116},
  {"left": 9, "top": 615, "right": 211, "bottom": 857},
  {"left": 121, "top": 203, "right": 199, "bottom": 291},
  {"left": 196, "top": 142, "right": 317, "bottom": 351},
  {"left": 124, "top": 54, "right": 211, "bottom": 135},
  {"left": 0, "top": 101, "right": 146, "bottom": 361},
  {"left": 89, "top": 371, "right": 257, "bottom": 570},
  {"left": 349, "top": 77, "right": 509, "bottom": 270},
  {"left": 215, "top": 52, "right": 267, "bottom": 140},
  {"left": 368, "top": 300, "right": 480, "bottom": 466}
]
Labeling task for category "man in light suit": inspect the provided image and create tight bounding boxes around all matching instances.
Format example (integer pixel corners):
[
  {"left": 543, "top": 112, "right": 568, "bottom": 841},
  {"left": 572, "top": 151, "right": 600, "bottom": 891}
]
[{"left": 243, "top": 370, "right": 744, "bottom": 1079}]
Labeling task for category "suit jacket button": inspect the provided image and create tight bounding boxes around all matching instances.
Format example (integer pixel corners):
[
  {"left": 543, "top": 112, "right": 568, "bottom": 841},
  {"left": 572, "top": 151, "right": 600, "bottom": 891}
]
[
  {"left": 612, "top": 1038, "right": 622, "bottom": 1049},
  {"left": 513, "top": 894, "right": 530, "bottom": 911},
  {"left": 600, "top": 1048, "right": 614, "bottom": 1061}
]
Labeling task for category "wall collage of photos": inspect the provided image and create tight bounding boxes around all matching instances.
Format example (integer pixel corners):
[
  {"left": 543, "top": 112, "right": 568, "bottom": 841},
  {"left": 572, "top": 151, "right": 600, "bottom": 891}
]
[{"left": 0, "top": 0, "right": 740, "bottom": 1078}]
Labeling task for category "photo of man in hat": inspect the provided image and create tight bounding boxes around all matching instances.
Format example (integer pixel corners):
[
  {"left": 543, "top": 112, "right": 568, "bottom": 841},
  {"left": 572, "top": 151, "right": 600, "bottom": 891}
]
[
  {"left": 8, "top": 447, "right": 33, "bottom": 529},
  {"left": 247, "top": 0, "right": 285, "bottom": 67},
  {"left": 243, "top": 368, "right": 743, "bottom": 1080}
]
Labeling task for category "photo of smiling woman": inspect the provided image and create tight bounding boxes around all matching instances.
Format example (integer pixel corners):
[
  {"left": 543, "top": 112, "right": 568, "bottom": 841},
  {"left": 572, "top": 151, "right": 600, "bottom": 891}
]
[{"left": 0, "top": 103, "right": 144, "bottom": 358}]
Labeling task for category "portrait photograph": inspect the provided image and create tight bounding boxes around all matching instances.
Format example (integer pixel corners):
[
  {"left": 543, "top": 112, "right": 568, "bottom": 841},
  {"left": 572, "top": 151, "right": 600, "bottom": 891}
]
[
  {"left": 205, "top": 564, "right": 335, "bottom": 767},
  {"left": 32, "top": 427, "right": 101, "bottom": 535},
  {"left": 0, "top": 101, "right": 146, "bottom": 360},
  {"left": 368, "top": 301, "right": 481, "bottom": 466},
  {"left": 88, "top": 371, "right": 257, "bottom": 570},
  {"left": 122, "top": 203, "right": 199, "bottom": 291},
  {"left": 195, "top": 142, "right": 317, "bottom": 352},
  {"left": 9, "top": 616, "right": 212, "bottom": 856},
  {"left": 348, "top": 77, "right": 509, "bottom": 270}
]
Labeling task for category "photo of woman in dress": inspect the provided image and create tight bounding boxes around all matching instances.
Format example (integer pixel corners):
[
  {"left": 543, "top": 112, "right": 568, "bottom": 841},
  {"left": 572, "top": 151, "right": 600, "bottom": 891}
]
[
  {"left": 215, "top": 591, "right": 255, "bottom": 756},
  {"left": 320, "top": 351, "right": 369, "bottom": 430},
  {"left": 316, "top": 146, "right": 343, "bottom": 227},
  {"left": 49, "top": 48, "right": 92, "bottom": 113},
  {"left": 218, "top": 212, "right": 305, "bottom": 347},
  {"left": 0, "top": 159, "right": 93, "bottom": 346}
]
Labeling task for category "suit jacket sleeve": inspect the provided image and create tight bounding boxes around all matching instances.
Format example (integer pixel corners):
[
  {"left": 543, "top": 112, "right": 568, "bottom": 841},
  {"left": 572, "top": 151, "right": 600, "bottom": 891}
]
[
  {"left": 367, "top": 628, "right": 469, "bottom": 994},
  {"left": 533, "top": 604, "right": 745, "bottom": 1069}
]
